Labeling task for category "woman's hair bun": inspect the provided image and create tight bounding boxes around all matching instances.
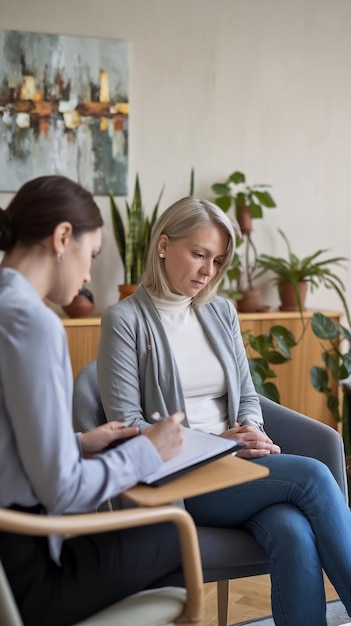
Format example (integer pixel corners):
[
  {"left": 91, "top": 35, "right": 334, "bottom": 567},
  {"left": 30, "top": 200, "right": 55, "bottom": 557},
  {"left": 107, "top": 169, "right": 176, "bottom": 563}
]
[{"left": 0, "top": 208, "right": 16, "bottom": 251}]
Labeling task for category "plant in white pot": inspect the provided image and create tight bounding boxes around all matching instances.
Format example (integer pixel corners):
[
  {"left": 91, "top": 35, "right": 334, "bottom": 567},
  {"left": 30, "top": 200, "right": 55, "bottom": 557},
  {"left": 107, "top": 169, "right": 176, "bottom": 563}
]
[
  {"left": 109, "top": 174, "right": 164, "bottom": 299},
  {"left": 211, "top": 170, "right": 276, "bottom": 312}
]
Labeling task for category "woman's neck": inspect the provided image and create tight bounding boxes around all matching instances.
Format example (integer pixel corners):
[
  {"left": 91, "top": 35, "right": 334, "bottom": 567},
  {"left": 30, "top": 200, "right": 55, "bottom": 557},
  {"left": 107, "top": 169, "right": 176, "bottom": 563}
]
[{"left": 149, "top": 288, "right": 192, "bottom": 313}]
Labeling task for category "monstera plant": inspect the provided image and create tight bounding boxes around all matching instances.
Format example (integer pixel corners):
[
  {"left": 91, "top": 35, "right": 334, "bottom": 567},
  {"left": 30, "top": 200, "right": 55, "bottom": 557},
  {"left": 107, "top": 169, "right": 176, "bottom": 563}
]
[{"left": 310, "top": 312, "right": 351, "bottom": 455}]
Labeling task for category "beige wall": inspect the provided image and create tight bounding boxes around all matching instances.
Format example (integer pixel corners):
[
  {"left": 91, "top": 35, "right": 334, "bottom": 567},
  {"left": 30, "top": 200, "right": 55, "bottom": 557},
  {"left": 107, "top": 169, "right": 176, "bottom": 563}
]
[{"left": 2, "top": 0, "right": 351, "bottom": 316}]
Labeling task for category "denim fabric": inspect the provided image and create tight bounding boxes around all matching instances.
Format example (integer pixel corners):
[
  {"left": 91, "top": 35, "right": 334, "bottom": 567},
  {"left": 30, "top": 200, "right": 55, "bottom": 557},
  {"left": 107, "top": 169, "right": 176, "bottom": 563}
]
[{"left": 185, "top": 454, "right": 351, "bottom": 626}]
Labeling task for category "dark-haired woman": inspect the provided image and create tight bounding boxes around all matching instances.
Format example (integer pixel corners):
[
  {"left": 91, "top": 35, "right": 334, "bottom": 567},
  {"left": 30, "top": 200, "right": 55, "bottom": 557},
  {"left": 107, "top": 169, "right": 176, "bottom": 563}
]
[{"left": 0, "top": 175, "right": 185, "bottom": 626}]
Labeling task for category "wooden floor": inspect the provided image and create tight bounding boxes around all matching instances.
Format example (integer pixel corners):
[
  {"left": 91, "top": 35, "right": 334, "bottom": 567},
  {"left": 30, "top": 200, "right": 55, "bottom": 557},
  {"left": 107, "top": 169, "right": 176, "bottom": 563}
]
[{"left": 203, "top": 573, "right": 339, "bottom": 626}]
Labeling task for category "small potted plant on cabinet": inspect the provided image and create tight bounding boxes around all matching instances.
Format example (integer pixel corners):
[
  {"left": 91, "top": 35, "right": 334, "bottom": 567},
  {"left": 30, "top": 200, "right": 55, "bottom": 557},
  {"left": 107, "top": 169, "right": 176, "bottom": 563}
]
[
  {"left": 211, "top": 170, "right": 276, "bottom": 312},
  {"left": 62, "top": 287, "right": 95, "bottom": 318},
  {"left": 256, "top": 229, "right": 351, "bottom": 325},
  {"left": 109, "top": 174, "right": 164, "bottom": 299}
]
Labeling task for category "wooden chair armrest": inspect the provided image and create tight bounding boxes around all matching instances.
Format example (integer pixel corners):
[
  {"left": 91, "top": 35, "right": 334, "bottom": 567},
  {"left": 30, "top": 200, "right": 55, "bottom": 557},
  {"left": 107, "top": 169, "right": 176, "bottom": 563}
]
[{"left": 0, "top": 506, "right": 203, "bottom": 624}]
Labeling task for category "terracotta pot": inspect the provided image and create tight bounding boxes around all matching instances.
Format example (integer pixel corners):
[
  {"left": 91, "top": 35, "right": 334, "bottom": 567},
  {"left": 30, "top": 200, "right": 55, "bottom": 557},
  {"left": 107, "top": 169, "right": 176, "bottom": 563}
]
[
  {"left": 237, "top": 205, "right": 252, "bottom": 236},
  {"left": 62, "top": 289, "right": 95, "bottom": 318},
  {"left": 279, "top": 281, "right": 308, "bottom": 312},
  {"left": 237, "top": 289, "right": 261, "bottom": 313},
  {"left": 118, "top": 284, "right": 138, "bottom": 300}
]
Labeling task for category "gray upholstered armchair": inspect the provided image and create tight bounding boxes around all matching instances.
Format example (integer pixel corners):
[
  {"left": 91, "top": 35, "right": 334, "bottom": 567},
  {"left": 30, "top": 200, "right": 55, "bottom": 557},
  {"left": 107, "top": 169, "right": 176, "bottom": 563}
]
[{"left": 73, "top": 360, "right": 348, "bottom": 626}]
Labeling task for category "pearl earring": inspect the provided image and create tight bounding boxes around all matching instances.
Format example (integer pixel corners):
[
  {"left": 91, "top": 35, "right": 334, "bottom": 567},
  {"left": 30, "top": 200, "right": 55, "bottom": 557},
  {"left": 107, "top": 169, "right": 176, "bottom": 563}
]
[
  {"left": 57, "top": 253, "right": 62, "bottom": 263},
  {"left": 159, "top": 253, "right": 165, "bottom": 258}
]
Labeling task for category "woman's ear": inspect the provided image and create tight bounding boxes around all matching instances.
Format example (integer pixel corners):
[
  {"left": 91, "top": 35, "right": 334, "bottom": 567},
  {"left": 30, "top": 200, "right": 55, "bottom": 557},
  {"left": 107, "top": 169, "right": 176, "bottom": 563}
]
[
  {"left": 158, "top": 234, "right": 169, "bottom": 256},
  {"left": 53, "top": 222, "right": 73, "bottom": 256}
]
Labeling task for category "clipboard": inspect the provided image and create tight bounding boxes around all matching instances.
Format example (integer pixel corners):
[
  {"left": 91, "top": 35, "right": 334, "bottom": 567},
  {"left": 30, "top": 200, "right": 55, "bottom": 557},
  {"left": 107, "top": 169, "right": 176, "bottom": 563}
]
[{"left": 142, "top": 427, "right": 245, "bottom": 486}]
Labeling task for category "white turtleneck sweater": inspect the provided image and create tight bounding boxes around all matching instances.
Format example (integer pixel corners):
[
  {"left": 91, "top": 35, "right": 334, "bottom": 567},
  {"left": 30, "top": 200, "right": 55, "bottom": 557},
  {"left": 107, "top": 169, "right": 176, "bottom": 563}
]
[{"left": 151, "top": 292, "right": 228, "bottom": 434}]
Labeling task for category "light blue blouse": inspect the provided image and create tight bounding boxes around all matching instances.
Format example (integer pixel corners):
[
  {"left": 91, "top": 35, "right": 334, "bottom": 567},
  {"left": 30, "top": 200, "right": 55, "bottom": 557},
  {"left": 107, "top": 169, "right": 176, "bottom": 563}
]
[{"left": 0, "top": 269, "right": 162, "bottom": 561}]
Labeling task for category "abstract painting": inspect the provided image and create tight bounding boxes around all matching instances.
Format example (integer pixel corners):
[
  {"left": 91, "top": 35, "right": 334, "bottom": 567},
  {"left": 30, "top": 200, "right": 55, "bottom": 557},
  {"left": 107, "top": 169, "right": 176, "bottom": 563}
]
[{"left": 0, "top": 29, "right": 129, "bottom": 195}]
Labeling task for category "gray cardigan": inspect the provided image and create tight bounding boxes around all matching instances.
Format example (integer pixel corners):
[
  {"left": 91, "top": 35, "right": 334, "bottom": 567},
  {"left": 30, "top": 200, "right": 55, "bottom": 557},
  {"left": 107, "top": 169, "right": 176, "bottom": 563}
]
[{"left": 97, "top": 284, "right": 264, "bottom": 432}]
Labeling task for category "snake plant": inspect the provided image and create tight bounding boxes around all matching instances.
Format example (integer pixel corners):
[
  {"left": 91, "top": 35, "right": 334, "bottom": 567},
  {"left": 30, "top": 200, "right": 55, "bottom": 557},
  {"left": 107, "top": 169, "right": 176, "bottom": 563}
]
[{"left": 109, "top": 174, "right": 164, "bottom": 285}]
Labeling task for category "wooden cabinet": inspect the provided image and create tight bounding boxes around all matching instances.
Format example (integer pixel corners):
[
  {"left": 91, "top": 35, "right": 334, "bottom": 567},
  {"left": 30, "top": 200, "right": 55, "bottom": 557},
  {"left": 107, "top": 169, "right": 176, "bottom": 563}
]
[
  {"left": 62, "top": 310, "right": 341, "bottom": 429},
  {"left": 62, "top": 317, "right": 101, "bottom": 379}
]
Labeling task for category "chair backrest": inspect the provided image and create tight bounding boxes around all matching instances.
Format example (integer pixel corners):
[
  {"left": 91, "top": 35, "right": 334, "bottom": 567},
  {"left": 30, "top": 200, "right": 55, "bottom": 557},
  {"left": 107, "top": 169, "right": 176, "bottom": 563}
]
[
  {"left": 73, "top": 360, "right": 106, "bottom": 432},
  {"left": 259, "top": 393, "right": 348, "bottom": 501},
  {"left": 72, "top": 362, "right": 348, "bottom": 501}
]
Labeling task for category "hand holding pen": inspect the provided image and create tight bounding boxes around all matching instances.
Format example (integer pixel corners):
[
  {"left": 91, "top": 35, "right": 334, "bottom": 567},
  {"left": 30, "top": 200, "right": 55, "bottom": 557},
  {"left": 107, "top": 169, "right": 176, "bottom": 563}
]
[{"left": 143, "top": 411, "right": 185, "bottom": 461}]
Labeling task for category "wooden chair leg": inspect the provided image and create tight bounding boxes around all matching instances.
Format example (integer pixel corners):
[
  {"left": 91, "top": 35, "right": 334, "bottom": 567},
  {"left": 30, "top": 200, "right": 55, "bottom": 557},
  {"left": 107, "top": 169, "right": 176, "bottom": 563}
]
[{"left": 217, "top": 579, "right": 229, "bottom": 626}]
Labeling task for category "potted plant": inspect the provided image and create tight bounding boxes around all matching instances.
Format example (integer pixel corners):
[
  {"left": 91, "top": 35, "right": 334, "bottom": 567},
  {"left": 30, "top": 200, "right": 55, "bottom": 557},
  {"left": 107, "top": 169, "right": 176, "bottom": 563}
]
[
  {"left": 109, "top": 174, "right": 164, "bottom": 299},
  {"left": 211, "top": 170, "right": 276, "bottom": 312},
  {"left": 309, "top": 312, "right": 351, "bottom": 445},
  {"left": 256, "top": 229, "right": 351, "bottom": 325},
  {"left": 309, "top": 312, "right": 351, "bottom": 497},
  {"left": 243, "top": 324, "right": 297, "bottom": 402},
  {"left": 62, "top": 287, "right": 95, "bottom": 318}
]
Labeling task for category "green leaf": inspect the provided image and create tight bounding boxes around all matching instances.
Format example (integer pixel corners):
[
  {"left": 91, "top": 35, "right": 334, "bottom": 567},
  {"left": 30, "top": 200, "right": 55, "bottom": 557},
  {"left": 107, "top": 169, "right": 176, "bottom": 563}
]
[
  {"left": 227, "top": 266, "right": 241, "bottom": 282},
  {"left": 235, "top": 192, "right": 247, "bottom": 208},
  {"left": 311, "top": 313, "right": 339, "bottom": 340},
  {"left": 111, "top": 174, "right": 164, "bottom": 285},
  {"left": 265, "top": 351, "right": 289, "bottom": 365},
  {"left": 323, "top": 351, "right": 341, "bottom": 379},
  {"left": 327, "top": 394, "right": 340, "bottom": 422},
  {"left": 229, "top": 171, "right": 245, "bottom": 184},
  {"left": 227, "top": 288, "right": 242, "bottom": 301},
  {"left": 270, "top": 325, "right": 297, "bottom": 348},
  {"left": 252, "top": 190, "right": 276, "bottom": 208},
  {"left": 343, "top": 352, "right": 351, "bottom": 373},
  {"left": 212, "top": 183, "right": 230, "bottom": 196},
  {"left": 214, "top": 196, "right": 232, "bottom": 212},
  {"left": 109, "top": 192, "right": 126, "bottom": 278},
  {"left": 248, "top": 358, "right": 269, "bottom": 380},
  {"left": 248, "top": 202, "right": 263, "bottom": 219},
  {"left": 189, "top": 167, "right": 195, "bottom": 196},
  {"left": 260, "top": 382, "right": 281, "bottom": 403},
  {"left": 310, "top": 366, "right": 330, "bottom": 392},
  {"left": 248, "top": 334, "right": 273, "bottom": 356},
  {"left": 339, "top": 364, "right": 350, "bottom": 379}
]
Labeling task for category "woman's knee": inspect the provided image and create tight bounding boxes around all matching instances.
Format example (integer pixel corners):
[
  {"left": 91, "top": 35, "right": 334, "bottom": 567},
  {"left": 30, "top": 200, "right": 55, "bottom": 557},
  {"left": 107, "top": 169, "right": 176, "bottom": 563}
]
[
  {"left": 247, "top": 502, "right": 317, "bottom": 553},
  {"left": 257, "top": 454, "right": 334, "bottom": 487}
]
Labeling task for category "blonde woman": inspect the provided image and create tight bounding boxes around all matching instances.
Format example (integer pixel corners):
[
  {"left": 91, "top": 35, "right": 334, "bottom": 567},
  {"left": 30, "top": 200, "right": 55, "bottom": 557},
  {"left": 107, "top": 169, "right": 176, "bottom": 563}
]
[{"left": 98, "top": 196, "right": 351, "bottom": 626}]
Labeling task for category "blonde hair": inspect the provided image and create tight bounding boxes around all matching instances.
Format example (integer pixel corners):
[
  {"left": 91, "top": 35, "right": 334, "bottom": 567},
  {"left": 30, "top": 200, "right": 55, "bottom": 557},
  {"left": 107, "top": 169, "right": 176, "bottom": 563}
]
[{"left": 142, "top": 196, "right": 236, "bottom": 306}]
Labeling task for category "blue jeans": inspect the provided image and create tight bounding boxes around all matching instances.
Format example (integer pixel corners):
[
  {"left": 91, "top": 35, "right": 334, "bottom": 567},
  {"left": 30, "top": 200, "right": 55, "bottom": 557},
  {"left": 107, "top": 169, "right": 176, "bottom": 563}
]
[{"left": 185, "top": 454, "right": 351, "bottom": 626}]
